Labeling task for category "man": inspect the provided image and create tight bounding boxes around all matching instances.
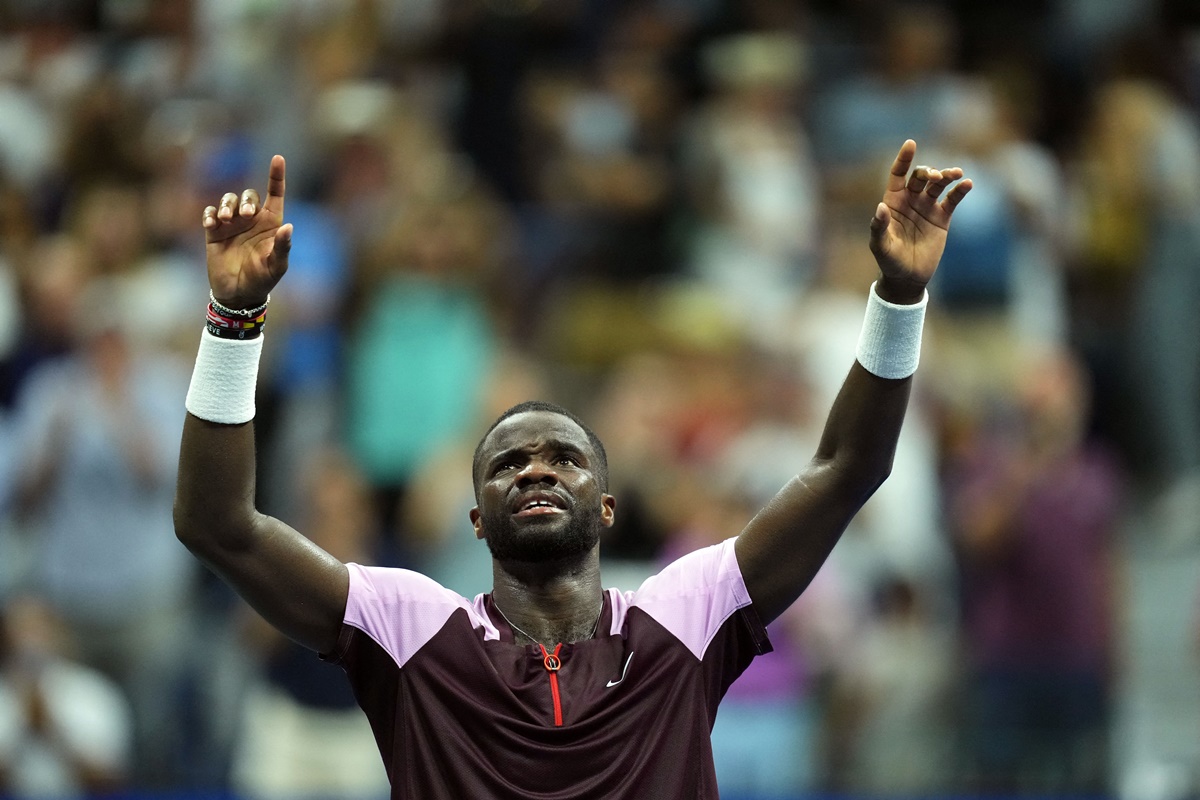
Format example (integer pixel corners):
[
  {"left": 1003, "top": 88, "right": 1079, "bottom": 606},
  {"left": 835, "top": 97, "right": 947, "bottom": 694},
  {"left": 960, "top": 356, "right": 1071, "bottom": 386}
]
[{"left": 175, "top": 140, "right": 970, "bottom": 797}]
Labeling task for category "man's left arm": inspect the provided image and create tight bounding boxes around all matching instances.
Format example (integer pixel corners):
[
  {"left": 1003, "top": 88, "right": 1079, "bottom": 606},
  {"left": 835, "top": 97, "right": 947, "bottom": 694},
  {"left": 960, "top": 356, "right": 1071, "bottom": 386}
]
[{"left": 735, "top": 140, "right": 972, "bottom": 625}]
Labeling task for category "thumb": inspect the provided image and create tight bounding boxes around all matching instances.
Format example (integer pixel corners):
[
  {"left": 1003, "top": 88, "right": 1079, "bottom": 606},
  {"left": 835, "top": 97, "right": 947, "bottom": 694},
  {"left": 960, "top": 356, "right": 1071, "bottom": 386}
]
[
  {"left": 868, "top": 202, "right": 890, "bottom": 255},
  {"left": 268, "top": 223, "right": 293, "bottom": 280}
]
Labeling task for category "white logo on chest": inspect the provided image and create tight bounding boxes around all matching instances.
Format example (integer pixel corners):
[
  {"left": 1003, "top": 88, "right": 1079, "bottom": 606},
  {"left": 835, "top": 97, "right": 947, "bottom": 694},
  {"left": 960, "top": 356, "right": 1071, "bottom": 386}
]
[{"left": 606, "top": 652, "right": 634, "bottom": 687}]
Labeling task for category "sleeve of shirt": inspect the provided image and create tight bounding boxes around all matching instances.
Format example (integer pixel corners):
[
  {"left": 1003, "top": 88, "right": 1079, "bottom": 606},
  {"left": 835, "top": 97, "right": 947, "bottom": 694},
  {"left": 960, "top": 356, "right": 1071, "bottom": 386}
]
[
  {"left": 319, "top": 565, "right": 498, "bottom": 767},
  {"left": 323, "top": 564, "right": 473, "bottom": 669},
  {"left": 630, "top": 538, "right": 771, "bottom": 693}
]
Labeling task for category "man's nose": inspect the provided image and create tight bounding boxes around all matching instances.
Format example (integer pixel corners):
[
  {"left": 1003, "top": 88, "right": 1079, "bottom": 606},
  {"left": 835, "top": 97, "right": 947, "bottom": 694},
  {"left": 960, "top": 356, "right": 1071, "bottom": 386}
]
[{"left": 516, "top": 459, "right": 558, "bottom": 487}]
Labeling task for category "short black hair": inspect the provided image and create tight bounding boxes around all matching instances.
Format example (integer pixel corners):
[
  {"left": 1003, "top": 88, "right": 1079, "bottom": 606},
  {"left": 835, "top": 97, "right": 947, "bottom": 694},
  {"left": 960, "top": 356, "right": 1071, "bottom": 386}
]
[{"left": 471, "top": 400, "right": 609, "bottom": 499}]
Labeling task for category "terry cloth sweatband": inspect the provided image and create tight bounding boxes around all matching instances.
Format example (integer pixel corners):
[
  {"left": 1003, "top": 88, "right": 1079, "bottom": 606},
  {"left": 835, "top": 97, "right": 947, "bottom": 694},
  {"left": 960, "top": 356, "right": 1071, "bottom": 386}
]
[
  {"left": 855, "top": 281, "right": 928, "bottom": 379},
  {"left": 185, "top": 330, "right": 263, "bottom": 424}
]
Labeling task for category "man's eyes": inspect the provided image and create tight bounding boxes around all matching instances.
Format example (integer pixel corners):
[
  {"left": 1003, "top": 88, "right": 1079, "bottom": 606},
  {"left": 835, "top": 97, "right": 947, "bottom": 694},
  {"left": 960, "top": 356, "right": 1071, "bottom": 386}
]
[{"left": 493, "top": 455, "right": 580, "bottom": 474}]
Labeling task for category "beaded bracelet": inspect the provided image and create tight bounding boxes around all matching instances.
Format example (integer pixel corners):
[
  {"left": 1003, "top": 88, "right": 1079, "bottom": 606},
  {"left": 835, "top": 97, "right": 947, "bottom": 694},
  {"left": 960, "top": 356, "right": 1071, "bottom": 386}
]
[{"left": 210, "top": 291, "right": 269, "bottom": 318}]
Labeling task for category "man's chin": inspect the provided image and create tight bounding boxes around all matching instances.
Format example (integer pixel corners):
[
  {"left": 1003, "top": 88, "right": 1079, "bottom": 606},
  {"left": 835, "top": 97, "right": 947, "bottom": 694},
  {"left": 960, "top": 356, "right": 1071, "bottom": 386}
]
[{"left": 485, "top": 526, "right": 599, "bottom": 565}]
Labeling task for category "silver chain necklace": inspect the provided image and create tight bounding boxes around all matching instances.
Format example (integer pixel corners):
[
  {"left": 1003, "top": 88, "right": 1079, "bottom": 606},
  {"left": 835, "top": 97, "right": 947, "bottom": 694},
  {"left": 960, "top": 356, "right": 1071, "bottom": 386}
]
[{"left": 493, "top": 599, "right": 604, "bottom": 647}]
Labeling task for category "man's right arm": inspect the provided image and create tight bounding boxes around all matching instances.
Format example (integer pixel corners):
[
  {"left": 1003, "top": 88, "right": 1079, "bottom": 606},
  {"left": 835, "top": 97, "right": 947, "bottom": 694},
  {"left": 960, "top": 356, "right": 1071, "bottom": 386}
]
[
  {"left": 173, "top": 156, "right": 348, "bottom": 655},
  {"left": 174, "top": 415, "right": 348, "bottom": 654}
]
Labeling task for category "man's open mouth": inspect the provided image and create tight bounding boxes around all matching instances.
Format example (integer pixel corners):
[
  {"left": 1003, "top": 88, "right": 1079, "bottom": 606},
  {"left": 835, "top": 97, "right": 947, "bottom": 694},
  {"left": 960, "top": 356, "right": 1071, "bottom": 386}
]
[{"left": 512, "top": 492, "right": 568, "bottom": 517}]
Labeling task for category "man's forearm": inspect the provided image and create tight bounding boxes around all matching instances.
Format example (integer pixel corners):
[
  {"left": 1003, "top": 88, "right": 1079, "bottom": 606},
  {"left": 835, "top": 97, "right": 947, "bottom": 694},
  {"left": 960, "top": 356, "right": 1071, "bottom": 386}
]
[
  {"left": 813, "top": 362, "right": 912, "bottom": 496},
  {"left": 174, "top": 314, "right": 268, "bottom": 549},
  {"left": 814, "top": 276, "right": 925, "bottom": 487}
]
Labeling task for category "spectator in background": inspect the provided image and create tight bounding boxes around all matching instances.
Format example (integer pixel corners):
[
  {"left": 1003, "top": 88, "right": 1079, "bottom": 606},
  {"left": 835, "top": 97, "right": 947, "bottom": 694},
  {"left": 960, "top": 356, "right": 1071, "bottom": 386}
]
[
  {"left": 0, "top": 597, "right": 132, "bottom": 797},
  {"left": 587, "top": 350, "right": 694, "bottom": 562},
  {"left": 0, "top": 63, "right": 57, "bottom": 194},
  {"left": 254, "top": 199, "right": 351, "bottom": 519},
  {"left": 948, "top": 348, "right": 1123, "bottom": 792},
  {"left": 62, "top": 168, "right": 207, "bottom": 357},
  {"left": 519, "top": 44, "right": 679, "bottom": 290},
  {"left": 682, "top": 31, "right": 820, "bottom": 336},
  {"left": 916, "top": 66, "right": 1069, "bottom": 347},
  {"left": 307, "top": 81, "right": 408, "bottom": 256},
  {"left": 0, "top": 173, "right": 35, "bottom": 399},
  {"left": 833, "top": 575, "right": 958, "bottom": 794},
  {"left": 0, "top": 237, "right": 85, "bottom": 412},
  {"left": 7, "top": 282, "right": 194, "bottom": 786},
  {"left": 810, "top": 3, "right": 971, "bottom": 169},
  {"left": 344, "top": 171, "right": 507, "bottom": 538},
  {"left": 1068, "top": 69, "right": 1200, "bottom": 542}
]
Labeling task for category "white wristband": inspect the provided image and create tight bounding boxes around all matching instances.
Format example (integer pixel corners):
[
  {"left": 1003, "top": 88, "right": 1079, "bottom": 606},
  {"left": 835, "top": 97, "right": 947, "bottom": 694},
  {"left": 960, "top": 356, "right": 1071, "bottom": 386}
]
[
  {"left": 185, "top": 329, "right": 263, "bottom": 424},
  {"left": 855, "top": 281, "right": 928, "bottom": 379}
]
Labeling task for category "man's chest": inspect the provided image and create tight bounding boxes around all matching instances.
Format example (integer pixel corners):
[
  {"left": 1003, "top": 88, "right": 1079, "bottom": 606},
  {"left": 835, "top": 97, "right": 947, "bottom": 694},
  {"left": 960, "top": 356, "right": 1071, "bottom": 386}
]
[{"left": 397, "top": 612, "right": 701, "bottom": 730}]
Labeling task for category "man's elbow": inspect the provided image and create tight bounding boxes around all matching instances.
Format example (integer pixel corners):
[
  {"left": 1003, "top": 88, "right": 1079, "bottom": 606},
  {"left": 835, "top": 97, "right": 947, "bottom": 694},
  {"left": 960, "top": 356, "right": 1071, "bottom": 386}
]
[
  {"left": 821, "top": 452, "right": 894, "bottom": 506},
  {"left": 173, "top": 497, "right": 205, "bottom": 551},
  {"left": 172, "top": 495, "right": 255, "bottom": 554},
  {"left": 861, "top": 452, "right": 895, "bottom": 499}
]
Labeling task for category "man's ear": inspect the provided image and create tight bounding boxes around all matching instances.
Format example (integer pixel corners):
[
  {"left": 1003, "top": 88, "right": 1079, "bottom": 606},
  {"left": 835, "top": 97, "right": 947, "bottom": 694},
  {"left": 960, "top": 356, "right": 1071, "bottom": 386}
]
[
  {"left": 600, "top": 494, "right": 617, "bottom": 529},
  {"left": 470, "top": 507, "right": 484, "bottom": 540}
]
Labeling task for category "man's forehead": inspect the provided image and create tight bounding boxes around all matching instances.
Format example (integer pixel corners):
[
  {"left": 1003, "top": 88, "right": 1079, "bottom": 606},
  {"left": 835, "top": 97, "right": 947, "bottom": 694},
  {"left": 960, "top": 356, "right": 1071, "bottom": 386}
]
[{"left": 482, "top": 410, "right": 592, "bottom": 456}]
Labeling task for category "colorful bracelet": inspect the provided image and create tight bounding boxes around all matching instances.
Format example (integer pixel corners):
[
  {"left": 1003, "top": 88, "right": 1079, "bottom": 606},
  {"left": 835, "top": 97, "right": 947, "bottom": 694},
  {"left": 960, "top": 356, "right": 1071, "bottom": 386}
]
[{"left": 206, "top": 302, "right": 267, "bottom": 340}]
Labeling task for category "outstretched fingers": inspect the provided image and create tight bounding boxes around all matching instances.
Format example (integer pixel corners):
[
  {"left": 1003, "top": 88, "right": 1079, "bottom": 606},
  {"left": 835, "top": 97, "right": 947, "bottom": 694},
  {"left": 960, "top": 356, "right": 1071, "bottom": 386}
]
[
  {"left": 201, "top": 156, "right": 286, "bottom": 242},
  {"left": 923, "top": 167, "right": 962, "bottom": 200},
  {"left": 906, "top": 166, "right": 941, "bottom": 197},
  {"left": 941, "top": 178, "right": 973, "bottom": 215},
  {"left": 203, "top": 193, "right": 244, "bottom": 239},
  {"left": 240, "top": 189, "right": 260, "bottom": 217},
  {"left": 217, "top": 192, "right": 239, "bottom": 221},
  {"left": 263, "top": 155, "right": 286, "bottom": 216},
  {"left": 886, "top": 139, "right": 918, "bottom": 193}
]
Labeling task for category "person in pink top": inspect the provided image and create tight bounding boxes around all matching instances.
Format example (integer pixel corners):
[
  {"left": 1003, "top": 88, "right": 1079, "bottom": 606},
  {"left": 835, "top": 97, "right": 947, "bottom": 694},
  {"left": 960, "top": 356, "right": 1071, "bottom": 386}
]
[{"left": 174, "top": 140, "right": 971, "bottom": 798}]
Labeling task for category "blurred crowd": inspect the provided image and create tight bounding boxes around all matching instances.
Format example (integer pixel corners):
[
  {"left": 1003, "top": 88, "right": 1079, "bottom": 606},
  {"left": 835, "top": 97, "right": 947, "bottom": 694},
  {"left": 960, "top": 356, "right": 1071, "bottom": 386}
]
[{"left": 0, "top": 0, "right": 1199, "bottom": 797}]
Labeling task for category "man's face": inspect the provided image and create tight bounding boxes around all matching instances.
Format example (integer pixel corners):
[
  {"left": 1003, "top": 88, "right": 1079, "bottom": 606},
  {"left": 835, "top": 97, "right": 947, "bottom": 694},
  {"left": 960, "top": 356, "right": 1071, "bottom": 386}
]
[{"left": 470, "top": 411, "right": 615, "bottom": 565}]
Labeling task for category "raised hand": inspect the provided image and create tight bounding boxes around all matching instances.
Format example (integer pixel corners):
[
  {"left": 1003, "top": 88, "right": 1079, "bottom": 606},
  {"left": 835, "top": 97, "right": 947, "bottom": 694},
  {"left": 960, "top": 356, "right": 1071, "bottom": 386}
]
[
  {"left": 868, "top": 140, "right": 972, "bottom": 304},
  {"left": 202, "top": 155, "right": 292, "bottom": 310}
]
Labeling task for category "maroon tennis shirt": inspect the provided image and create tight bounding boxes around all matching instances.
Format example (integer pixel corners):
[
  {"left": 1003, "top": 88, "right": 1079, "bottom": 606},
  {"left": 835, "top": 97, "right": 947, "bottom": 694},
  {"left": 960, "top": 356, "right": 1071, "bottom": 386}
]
[{"left": 323, "top": 538, "right": 772, "bottom": 798}]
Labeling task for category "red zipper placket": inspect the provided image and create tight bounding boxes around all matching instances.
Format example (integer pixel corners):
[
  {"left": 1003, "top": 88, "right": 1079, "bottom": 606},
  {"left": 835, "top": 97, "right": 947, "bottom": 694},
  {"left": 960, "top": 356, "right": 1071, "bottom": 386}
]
[{"left": 539, "top": 643, "right": 564, "bottom": 726}]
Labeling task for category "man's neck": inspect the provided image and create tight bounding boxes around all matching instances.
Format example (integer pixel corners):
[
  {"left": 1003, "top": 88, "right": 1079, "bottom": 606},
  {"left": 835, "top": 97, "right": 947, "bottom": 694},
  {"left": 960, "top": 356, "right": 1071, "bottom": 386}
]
[{"left": 490, "top": 555, "right": 604, "bottom": 646}]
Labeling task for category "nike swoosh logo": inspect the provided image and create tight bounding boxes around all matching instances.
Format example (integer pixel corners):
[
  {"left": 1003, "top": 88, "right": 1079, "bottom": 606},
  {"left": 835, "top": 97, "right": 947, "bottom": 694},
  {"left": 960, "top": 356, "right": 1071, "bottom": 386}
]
[{"left": 607, "top": 652, "right": 634, "bottom": 687}]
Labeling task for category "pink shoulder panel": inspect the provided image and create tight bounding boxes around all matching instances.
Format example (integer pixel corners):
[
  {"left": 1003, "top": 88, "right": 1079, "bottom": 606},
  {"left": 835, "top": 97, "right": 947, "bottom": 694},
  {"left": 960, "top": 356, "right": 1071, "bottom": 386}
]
[
  {"left": 344, "top": 564, "right": 500, "bottom": 668},
  {"left": 619, "top": 538, "right": 753, "bottom": 660}
]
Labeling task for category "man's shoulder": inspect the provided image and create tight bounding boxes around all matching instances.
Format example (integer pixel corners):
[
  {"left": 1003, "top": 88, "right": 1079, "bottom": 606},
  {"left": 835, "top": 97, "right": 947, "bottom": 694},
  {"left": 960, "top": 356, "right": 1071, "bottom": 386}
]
[
  {"left": 625, "top": 538, "right": 743, "bottom": 603},
  {"left": 608, "top": 538, "right": 763, "bottom": 661},
  {"left": 338, "top": 564, "right": 499, "bottom": 670}
]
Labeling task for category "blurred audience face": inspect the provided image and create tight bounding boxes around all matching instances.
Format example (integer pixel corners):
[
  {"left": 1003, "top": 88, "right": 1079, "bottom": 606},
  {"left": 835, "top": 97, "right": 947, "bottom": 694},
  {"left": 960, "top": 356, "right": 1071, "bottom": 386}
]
[
  {"left": 1016, "top": 349, "right": 1092, "bottom": 458},
  {"left": 69, "top": 183, "right": 148, "bottom": 274},
  {"left": 22, "top": 236, "right": 89, "bottom": 344}
]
